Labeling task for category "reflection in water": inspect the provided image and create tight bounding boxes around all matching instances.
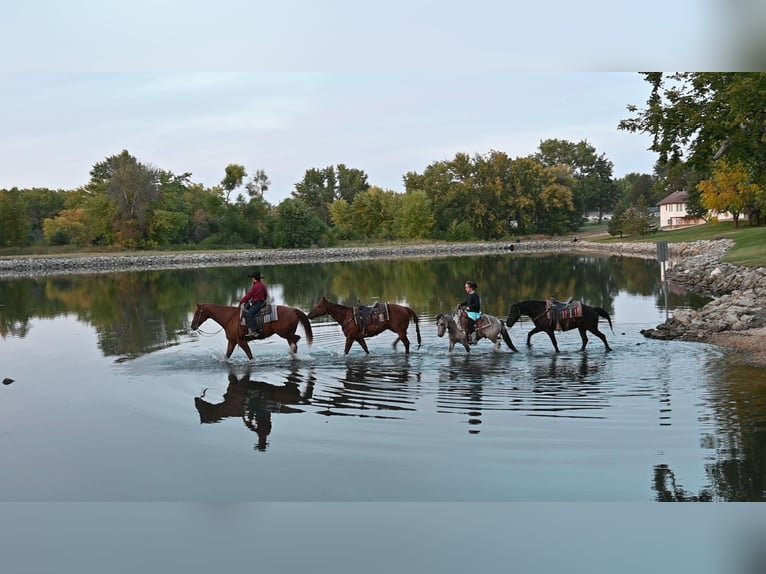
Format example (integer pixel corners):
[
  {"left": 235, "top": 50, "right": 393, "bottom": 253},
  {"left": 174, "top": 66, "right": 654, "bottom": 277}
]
[
  {"left": 194, "top": 365, "right": 316, "bottom": 451},
  {"left": 311, "top": 356, "right": 420, "bottom": 419},
  {"left": 2, "top": 252, "right": 765, "bottom": 501}
]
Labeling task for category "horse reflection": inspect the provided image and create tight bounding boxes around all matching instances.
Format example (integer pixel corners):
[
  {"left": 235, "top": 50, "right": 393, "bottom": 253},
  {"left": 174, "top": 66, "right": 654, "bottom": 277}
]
[
  {"left": 312, "top": 358, "right": 417, "bottom": 418},
  {"left": 194, "top": 367, "right": 315, "bottom": 451}
]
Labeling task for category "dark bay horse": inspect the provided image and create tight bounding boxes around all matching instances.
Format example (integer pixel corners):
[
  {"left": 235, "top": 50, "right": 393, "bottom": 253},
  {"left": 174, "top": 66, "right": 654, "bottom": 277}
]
[
  {"left": 191, "top": 303, "right": 313, "bottom": 359},
  {"left": 307, "top": 297, "right": 421, "bottom": 355},
  {"left": 506, "top": 300, "right": 614, "bottom": 352},
  {"left": 436, "top": 312, "right": 518, "bottom": 353}
]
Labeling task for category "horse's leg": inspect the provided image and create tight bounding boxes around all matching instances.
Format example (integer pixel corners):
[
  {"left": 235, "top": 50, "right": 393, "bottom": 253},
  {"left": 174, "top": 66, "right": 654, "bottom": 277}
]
[
  {"left": 356, "top": 337, "right": 370, "bottom": 354},
  {"left": 287, "top": 334, "right": 300, "bottom": 354},
  {"left": 225, "top": 339, "right": 237, "bottom": 358},
  {"left": 578, "top": 327, "right": 589, "bottom": 351},
  {"left": 589, "top": 327, "right": 612, "bottom": 351},
  {"left": 398, "top": 331, "right": 411, "bottom": 354},
  {"left": 237, "top": 339, "right": 254, "bottom": 360},
  {"left": 526, "top": 326, "right": 544, "bottom": 347},
  {"left": 545, "top": 329, "right": 561, "bottom": 353}
]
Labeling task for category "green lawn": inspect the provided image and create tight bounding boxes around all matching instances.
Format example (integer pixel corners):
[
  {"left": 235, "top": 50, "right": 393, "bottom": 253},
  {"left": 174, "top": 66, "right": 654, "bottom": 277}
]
[{"left": 591, "top": 222, "right": 766, "bottom": 267}]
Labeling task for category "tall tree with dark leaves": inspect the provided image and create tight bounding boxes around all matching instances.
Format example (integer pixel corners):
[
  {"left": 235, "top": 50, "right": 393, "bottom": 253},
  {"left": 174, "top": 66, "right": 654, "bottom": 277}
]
[
  {"left": 619, "top": 72, "right": 766, "bottom": 224},
  {"left": 88, "top": 150, "right": 161, "bottom": 246}
]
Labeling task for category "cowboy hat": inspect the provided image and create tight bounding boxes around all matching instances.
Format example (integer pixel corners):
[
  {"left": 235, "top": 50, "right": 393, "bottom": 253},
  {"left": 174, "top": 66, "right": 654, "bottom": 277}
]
[{"left": 246, "top": 271, "right": 263, "bottom": 280}]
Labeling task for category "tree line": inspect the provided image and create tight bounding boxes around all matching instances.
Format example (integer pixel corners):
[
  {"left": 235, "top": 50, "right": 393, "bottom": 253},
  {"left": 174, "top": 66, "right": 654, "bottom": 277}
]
[
  {"left": 0, "top": 140, "right": 632, "bottom": 250},
  {"left": 2, "top": 73, "right": 764, "bottom": 251}
]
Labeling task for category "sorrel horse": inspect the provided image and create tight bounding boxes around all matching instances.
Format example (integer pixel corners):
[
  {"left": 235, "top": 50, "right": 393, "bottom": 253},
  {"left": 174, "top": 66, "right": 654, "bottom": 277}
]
[
  {"left": 191, "top": 303, "right": 313, "bottom": 359},
  {"left": 307, "top": 297, "right": 421, "bottom": 355},
  {"left": 505, "top": 299, "right": 614, "bottom": 352},
  {"left": 435, "top": 311, "right": 518, "bottom": 353},
  {"left": 194, "top": 370, "right": 312, "bottom": 451}
]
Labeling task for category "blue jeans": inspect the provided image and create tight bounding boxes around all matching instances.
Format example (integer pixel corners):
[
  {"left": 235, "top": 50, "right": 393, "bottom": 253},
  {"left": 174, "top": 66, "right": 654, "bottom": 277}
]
[{"left": 246, "top": 301, "right": 265, "bottom": 331}]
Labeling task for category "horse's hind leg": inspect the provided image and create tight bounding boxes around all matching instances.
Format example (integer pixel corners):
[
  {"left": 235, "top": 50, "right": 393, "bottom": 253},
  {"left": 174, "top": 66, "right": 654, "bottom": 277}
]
[
  {"left": 590, "top": 328, "right": 612, "bottom": 351},
  {"left": 287, "top": 334, "right": 300, "bottom": 354},
  {"left": 398, "top": 333, "right": 410, "bottom": 354}
]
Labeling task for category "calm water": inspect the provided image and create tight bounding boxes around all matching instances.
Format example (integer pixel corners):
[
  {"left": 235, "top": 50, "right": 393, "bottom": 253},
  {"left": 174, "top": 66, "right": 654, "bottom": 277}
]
[{"left": 1, "top": 251, "right": 765, "bottom": 502}]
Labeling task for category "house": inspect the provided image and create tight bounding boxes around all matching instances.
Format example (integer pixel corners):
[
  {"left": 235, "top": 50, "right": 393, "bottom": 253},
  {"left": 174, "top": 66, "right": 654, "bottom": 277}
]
[
  {"left": 656, "top": 190, "right": 741, "bottom": 229},
  {"left": 656, "top": 191, "right": 705, "bottom": 229}
]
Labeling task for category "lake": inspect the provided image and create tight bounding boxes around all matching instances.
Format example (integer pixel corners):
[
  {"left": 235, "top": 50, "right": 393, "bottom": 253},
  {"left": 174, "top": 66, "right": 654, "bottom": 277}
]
[{"left": 1, "top": 251, "right": 764, "bottom": 502}]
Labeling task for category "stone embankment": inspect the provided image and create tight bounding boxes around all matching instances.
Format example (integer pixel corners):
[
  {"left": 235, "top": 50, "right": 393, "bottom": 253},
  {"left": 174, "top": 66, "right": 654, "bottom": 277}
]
[
  {"left": 639, "top": 238, "right": 766, "bottom": 357},
  {"left": 0, "top": 238, "right": 713, "bottom": 279}
]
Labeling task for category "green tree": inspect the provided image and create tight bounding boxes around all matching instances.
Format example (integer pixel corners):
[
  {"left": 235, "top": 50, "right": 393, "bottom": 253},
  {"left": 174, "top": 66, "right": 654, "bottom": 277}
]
[
  {"left": 88, "top": 150, "right": 161, "bottom": 247},
  {"left": 535, "top": 138, "right": 617, "bottom": 219},
  {"left": 398, "top": 190, "right": 435, "bottom": 239},
  {"left": 272, "top": 198, "right": 328, "bottom": 248},
  {"left": 0, "top": 188, "right": 31, "bottom": 247},
  {"left": 245, "top": 169, "right": 270, "bottom": 200},
  {"left": 221, "top": 164, "right": 247, "bottom": 204},
  {"left": 619, "top": 72, "right": 766, "bottom": 225}
]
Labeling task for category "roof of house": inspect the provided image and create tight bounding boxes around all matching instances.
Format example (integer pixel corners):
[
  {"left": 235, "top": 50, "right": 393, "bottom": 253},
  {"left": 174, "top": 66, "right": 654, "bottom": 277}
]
[{"left": 657, "top": 190, "right": 688, "bottom": 205}]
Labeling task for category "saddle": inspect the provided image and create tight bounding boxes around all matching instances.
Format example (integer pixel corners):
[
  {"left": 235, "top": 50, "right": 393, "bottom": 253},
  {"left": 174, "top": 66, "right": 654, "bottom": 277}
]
[
  {"left": 546, "top": 298, "right": 582, "bottom": 330},
  {"left": 240, "top": 303, "right": 278, "bottom": 336},
  {"left": 353, "top": 302, "right": 389, "bottom": 335},
  {"left": 454, "top": 306, "right": 489, "bottom": 343}
]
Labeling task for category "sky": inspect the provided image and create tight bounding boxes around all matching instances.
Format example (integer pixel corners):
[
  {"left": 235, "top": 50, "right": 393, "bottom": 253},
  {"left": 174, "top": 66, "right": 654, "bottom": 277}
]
[
  {"left": 0, "top": 0, "right": 756, "bottom": 207},
  {"left": 1, "top": 72, "right": 661, "bottom": 205}
]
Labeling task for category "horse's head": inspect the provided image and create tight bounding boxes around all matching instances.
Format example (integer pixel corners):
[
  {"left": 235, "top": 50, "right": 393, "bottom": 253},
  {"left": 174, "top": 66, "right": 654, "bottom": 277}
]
[
  {"left": 506, "top": 303, "right": 520, "bottom": 328},
  {"left": 191, "top": 303, "right": 208, "bottom": 330},
  {"left": 307, "top": 297, "right": 329, "bottom": 319},
  {"left": 435, "top": 313, "right": 448, "bottom": 338}
]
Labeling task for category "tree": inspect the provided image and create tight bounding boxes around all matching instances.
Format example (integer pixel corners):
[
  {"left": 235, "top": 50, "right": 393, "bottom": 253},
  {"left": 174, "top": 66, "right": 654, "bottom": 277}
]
[
  {"left": 398, "top": 190, "right": 435, "bottom": 239},
  {"left": 614, "top": 173, "right": 657, "bottom": 209},
  {"left": 619, "top": 73, "right": 766, "bottom": 223},
  {"left": 0, "top": 188, "right": 31, "bottom": 247},
  {"left": 272, "top": 198, "right": 328, "bottom": 248},
  {"left": 698, "top": 159, "right": 761, "bottom": 227},
  {"left": 535, "top": 139, "right": 617, "bottom": 219},
  {"left": 245, "top": 169, "right": 270, "bottom": 200},
  {"left": 292, "top": 164, "right": 371, "bottom": 226},
  {"left": 221, "top": 164, "right": 247, "bottom": 204},
  {"left": 88, "top": 150, "right": 161, "bottom": 247},
  {"left": 292, "top": 167, "right": 336, "bottom": 227},
  {"left": 335, "top": 164, "right": 370, "bottom": 204}
]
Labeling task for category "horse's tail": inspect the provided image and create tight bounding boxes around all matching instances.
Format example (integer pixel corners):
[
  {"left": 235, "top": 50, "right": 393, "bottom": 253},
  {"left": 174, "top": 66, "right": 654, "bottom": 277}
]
[
  {"left": 295, "top": 308, "right": 314, "bottom": 346},
  {"left": 408, "top": 307, "right": 422, "bottom": 350},
  {"left": 595, "top": 307, "right": 614, "bottom": 334},
  {"left": 501, "top": 324, "right": 518, "bottom": 352}
]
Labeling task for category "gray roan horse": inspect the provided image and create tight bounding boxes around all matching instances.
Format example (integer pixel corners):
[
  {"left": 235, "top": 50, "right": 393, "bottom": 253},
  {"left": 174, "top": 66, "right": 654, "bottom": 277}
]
[{"left": 435, "top": 311, "right": 518, "bottom": 353}]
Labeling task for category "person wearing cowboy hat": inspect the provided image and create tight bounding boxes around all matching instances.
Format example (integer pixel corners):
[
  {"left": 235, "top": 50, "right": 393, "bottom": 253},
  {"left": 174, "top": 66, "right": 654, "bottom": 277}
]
[{"left": 240, "top": 270, "right": 268, "bottom": 335}]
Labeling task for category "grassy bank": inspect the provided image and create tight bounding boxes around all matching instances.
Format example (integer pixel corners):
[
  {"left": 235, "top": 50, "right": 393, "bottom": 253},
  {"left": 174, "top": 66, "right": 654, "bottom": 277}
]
[{"left": 589, "top": 222, "right": 766, "bottom": 267}]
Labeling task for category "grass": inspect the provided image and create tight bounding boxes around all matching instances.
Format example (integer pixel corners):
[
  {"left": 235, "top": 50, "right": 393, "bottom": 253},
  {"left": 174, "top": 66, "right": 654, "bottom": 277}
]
[{"left": 588, "top": 221, "right": 766, "bottom": 267}]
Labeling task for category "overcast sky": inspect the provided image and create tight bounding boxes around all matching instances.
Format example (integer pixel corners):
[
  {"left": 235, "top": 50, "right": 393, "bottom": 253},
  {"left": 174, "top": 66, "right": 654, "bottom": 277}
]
[
  {"left": 0, "top": 72, "right": 662, "bottom": 204},
  {"left": 1, "top": 0, "right": 747, "bottom": 206}
]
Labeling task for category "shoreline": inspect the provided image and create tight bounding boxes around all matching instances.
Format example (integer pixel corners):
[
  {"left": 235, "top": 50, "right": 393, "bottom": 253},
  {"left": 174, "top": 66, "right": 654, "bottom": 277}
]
[
  {"left": 2, "top": 239, "right": 764, "bottom": 367},
  {"left": 0, "top": 239, "right": 671, "bottom": 279}
]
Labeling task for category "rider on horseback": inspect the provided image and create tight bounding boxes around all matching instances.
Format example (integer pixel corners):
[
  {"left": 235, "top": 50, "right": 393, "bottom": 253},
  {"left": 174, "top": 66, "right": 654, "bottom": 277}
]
[
  {"left": 240, "top": 270, "right": 268, "bottom": 335},
  {"left": 460, "top": 280, "right": 482, "bottom": 344}
]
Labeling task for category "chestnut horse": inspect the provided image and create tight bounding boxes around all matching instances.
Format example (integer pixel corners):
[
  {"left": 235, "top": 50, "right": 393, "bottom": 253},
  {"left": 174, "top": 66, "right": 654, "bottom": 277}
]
[
  {"left": 505, "top": 299, "right": 613, "bottom": 352},
  {"left": 307, "top": 297, "right": 421, "bottom": 355},
  {"left": 191, "top": 303, "right": 313, "bottom": 359}
]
